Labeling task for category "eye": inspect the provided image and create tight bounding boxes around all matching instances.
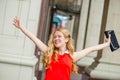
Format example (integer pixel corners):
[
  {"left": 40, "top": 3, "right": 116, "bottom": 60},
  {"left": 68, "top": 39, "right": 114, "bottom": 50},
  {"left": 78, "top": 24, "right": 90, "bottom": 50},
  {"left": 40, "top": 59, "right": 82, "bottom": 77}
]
[{"left": 53, "top": 35, "right": 57, "bottom": 39}]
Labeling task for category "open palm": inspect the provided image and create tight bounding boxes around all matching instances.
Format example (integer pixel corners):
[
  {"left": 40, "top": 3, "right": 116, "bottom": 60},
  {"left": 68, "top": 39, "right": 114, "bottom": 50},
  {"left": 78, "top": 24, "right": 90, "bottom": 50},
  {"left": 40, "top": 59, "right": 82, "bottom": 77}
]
[{"left": 13, "top": 16, "right": 22, "bottom": 29}]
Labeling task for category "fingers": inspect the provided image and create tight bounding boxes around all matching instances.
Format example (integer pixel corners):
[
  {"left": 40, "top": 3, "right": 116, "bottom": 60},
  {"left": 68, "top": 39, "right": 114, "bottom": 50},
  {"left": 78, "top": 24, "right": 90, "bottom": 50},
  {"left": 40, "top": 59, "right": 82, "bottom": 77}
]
[
  {"left": 13, "top": 18, "right": 16, "bottom": 26},
  {"left": 13, "top": 17, "right": 17, "bottom": 24},
  {"left": 13, "top": 16, "right": 19, "bottom": 23},
  {"left": 108, "top": 34, "right": 111, "bottom": 38},
  {"left": 13, "top": 16, "right": 23, "bottom": 29},
  {"left": 105, "top": 34, "right": 111, "bottom": 42},
  {"left": 13, "top": 16, "right": 20, "bottom": 27}
]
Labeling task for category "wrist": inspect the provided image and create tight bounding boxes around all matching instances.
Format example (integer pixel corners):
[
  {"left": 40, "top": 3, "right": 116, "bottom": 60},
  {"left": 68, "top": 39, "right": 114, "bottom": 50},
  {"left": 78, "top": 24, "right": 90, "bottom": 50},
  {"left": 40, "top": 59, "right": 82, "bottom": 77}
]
[{"left": 20, "top": 26, "right": 25, "bottom": 31}]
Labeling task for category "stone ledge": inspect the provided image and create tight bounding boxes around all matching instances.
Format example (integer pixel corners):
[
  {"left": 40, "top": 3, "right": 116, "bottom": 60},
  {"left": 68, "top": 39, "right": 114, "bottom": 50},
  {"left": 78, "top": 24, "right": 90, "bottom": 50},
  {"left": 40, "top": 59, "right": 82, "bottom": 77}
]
[
  {"left": 0, "top": 53, "right": 38, "bottom": 67},
  {"left": 85, "top": 63, "right": 120, "bottom": 80}
]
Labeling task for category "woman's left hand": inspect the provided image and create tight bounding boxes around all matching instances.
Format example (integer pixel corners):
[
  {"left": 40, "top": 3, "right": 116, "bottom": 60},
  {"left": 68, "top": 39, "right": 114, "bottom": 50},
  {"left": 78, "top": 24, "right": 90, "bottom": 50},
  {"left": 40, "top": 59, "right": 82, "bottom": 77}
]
[{"left": 105, "top": 34, "right": 111, "bottom": 46}]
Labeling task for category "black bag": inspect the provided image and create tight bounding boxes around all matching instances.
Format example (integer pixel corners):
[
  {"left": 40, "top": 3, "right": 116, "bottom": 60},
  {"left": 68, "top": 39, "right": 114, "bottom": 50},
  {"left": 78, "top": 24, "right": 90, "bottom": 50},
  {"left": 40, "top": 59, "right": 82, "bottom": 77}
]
[{"left": 104, "top": 30, "right": 119, "bottom": 52}]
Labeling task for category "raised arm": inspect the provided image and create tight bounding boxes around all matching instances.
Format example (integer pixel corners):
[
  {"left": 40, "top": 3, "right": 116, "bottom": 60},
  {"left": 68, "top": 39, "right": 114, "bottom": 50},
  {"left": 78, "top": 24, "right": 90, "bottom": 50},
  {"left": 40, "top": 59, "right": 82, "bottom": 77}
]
[
  {"left": 73, "top": 37, "right": 110, "bottom": 61},
  {"left": 13, "top": 16, "right": 48, "bottom": 54}
]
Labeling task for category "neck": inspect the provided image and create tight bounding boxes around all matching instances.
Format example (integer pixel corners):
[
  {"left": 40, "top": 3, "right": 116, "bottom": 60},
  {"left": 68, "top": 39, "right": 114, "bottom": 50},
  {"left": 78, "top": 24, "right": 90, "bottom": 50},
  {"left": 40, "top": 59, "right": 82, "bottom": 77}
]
[{"left": 59, "top": 46, "right": 67, "bottom": 55}]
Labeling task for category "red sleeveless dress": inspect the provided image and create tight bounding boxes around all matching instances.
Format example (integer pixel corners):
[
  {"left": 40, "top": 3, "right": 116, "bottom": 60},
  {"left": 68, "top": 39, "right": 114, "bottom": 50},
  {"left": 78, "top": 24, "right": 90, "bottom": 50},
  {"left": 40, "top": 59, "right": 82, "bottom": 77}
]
[{"left": 44, "top": 52, "right": 72, "bottom": 80}]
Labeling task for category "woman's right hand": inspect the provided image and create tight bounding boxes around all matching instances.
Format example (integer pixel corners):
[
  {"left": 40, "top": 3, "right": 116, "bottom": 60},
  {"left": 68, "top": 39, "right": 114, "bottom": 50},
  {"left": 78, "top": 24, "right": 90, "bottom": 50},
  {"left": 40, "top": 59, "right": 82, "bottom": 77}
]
[{"left": 13, "top": 16, "right": 22, "bottom": 29}]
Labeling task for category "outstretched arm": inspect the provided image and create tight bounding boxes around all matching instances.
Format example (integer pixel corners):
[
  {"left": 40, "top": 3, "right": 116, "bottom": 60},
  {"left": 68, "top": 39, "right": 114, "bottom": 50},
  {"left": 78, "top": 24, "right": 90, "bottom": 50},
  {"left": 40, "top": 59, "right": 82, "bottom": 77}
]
[
  {"left": 73, "top": 37, "right": 110, "bottom": 61},
  {"left": 13, "top": 16, "right": 48, "bottom": 54}
]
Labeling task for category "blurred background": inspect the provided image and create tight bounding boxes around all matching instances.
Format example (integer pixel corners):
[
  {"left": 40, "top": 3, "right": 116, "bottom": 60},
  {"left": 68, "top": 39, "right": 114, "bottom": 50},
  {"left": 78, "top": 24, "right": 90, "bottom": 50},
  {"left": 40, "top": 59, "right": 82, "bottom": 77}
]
[{"left": 0, "top": 0, "right": 120, "bottom": 80}]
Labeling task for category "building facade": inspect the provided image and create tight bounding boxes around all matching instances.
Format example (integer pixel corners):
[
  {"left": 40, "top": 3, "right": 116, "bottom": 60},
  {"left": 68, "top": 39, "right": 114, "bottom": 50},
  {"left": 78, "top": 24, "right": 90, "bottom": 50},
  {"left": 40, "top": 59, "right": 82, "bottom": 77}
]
[{"left": 0, "top": 0, "right": 120, "bottom": 80}]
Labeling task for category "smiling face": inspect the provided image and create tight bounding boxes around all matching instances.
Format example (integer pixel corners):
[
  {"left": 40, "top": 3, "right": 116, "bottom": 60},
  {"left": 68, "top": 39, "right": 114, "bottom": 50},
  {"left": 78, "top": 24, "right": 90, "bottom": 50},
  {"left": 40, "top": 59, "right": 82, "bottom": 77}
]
[{"left": 53, "top": 31, "right": 68, "bottom": 49}]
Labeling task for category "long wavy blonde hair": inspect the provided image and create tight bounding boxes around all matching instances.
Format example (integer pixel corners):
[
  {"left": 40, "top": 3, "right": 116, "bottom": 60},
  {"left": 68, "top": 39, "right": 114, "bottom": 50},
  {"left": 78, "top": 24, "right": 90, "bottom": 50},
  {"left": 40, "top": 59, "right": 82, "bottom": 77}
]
[{"left": 42, "top": 28, "right": 78, "bottom": 73}]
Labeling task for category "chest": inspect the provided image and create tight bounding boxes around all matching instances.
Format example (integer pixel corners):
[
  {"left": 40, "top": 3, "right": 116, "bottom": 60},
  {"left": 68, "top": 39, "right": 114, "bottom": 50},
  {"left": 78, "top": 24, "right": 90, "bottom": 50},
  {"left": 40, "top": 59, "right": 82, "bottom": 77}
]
[{"left": 50, "top": 54, "right": 72, "bottom": 71}]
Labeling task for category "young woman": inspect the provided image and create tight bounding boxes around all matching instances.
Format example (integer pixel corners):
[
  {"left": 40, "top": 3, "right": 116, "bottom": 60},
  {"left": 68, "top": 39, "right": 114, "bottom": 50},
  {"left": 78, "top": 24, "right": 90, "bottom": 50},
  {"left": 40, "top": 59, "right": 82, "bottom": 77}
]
[{"left": 13, "top": 16, "right": 110, "bottom": 80}]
